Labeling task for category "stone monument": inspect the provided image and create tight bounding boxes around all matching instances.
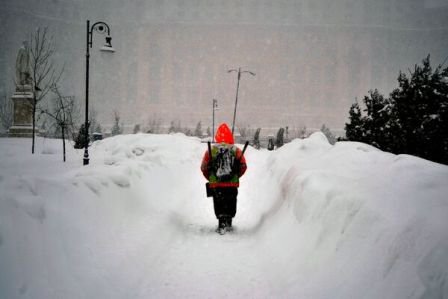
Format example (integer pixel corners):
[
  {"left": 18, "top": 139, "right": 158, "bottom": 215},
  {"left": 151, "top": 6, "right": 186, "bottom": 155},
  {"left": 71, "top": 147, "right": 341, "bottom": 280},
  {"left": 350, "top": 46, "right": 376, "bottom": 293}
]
[{"left": 9, "top": 41, "right": 35, "bottom": 137}]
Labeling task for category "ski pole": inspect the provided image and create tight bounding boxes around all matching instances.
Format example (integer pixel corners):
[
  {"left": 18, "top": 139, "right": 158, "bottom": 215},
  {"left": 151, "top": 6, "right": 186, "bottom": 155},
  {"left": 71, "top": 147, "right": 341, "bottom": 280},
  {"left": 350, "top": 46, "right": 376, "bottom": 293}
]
[
  {"left": 207, "top": 141, "right": 212, "bottom": 159},
  {"left": 242, "top": 141, "right": 249, "bottom": 155}
]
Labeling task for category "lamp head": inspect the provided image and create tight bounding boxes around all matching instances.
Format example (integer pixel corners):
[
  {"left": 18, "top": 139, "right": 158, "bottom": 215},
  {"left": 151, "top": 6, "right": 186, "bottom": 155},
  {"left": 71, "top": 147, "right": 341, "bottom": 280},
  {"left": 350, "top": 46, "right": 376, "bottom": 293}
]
[{"left": 100, "top": 36, "right": 115, "bottom": 53}]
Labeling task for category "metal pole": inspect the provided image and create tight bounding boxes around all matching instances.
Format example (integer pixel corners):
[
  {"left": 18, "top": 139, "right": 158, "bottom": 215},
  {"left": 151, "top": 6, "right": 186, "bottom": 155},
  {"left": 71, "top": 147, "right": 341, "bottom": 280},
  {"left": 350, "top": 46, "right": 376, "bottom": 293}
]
[
  {"left": 231, "top": 67, "right": 241, "bottom": 134},
  {"left": 212, "top": 99, "right": 215, "bottom": 143},
  {"left": 82, "top": 20, "right": 113, "bottom": 165},
  {"left": 212, "top": 98, "right": 218, "bottom": 142},
  {"left": 83, "top": 20, "right": 90, "bottom": 165}
]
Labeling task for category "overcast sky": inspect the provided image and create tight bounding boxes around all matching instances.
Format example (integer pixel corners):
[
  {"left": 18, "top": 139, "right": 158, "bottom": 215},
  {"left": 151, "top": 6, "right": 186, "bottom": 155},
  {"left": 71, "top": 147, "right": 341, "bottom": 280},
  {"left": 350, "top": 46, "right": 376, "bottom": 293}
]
[{"left": 1, "top": 0, "right": 448, "bottom": 134}]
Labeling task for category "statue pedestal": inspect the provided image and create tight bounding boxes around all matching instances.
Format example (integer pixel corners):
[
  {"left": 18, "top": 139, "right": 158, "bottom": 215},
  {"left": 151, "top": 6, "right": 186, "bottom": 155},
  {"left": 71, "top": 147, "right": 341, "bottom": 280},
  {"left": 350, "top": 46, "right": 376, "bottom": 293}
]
[{"left": 8, "top": 86, "right": 35, "bottom": 138}]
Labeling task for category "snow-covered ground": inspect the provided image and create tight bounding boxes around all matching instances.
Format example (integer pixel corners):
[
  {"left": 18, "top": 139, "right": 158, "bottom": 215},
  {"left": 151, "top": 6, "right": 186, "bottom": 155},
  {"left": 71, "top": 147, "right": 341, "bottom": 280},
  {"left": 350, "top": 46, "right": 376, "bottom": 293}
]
[{"left": 0, "top": 133, "right": 447, "bottom": 299}]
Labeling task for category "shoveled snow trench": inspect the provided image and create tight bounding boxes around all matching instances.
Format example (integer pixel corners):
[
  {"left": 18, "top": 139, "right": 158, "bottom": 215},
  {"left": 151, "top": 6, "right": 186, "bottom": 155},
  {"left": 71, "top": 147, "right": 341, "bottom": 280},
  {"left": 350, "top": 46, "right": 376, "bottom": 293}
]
[{"left": 0, "top": 133, "right": 447, "bottom": 299}]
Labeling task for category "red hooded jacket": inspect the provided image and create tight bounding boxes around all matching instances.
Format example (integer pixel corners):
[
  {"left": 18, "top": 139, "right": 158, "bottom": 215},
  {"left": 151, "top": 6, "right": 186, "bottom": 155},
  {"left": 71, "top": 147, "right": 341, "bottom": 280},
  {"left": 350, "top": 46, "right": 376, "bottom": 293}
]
[{"left": 201, "top": 123, "right": 247, "bottom": 188}]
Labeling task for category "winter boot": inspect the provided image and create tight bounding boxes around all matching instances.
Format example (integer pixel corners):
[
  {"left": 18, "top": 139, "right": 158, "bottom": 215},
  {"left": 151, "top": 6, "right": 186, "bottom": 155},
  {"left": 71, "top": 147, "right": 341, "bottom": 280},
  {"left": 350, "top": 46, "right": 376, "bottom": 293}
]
[
  {"left": 225, "top": 217, "right": 233, "bottom": 232},
  {"left": 216, "top": 217, "right": 226, "bottom": 235}
]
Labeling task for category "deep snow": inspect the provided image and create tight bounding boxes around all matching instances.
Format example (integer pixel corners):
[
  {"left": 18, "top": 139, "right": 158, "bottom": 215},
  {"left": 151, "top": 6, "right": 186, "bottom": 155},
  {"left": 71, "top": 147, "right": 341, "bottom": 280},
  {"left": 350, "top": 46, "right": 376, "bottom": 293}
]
[{"left": 0, "top": 133, "right": 447, "bottom": 299}]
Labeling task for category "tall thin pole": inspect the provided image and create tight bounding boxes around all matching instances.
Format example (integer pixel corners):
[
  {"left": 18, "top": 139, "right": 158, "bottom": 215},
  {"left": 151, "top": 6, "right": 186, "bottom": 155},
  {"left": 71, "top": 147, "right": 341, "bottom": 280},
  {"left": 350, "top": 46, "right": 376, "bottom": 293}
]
[
  {"left": 82, "top": 20, "right": 113, "bottom": 166},
  {"left": 228, "top": 67, "right": 255, "bottom": 135},
  {"left": 83, "top": 20, "right": 90, "bottom": 165},
  {"left": 231, "top": 68, "right": 241, "bottom": 135},
  {"left": 212, "top": 99, "right": 217, "bottom": 142}
]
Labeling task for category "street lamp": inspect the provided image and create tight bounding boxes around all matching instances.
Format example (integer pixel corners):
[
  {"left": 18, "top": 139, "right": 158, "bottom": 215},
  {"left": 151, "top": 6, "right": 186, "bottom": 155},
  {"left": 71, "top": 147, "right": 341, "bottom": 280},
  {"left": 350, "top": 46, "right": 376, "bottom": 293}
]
[
  {"left": 212, "top": 98, "right": 218, "bottom": 142},
  {"left": 83, "top": 20, "right": 115, "bottom": 166},
  {"left": 227, "top": 67, "right": 255, "bottom": 134}
]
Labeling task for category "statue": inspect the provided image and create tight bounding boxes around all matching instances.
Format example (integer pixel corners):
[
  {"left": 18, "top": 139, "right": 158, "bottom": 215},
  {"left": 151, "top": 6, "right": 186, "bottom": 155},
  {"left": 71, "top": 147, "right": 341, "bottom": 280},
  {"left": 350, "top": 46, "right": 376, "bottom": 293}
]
[
  {"left": 9, "top": 40, "right": 34, "bottom": 137},
  {"left": 15, "top": 41, "right": 32, "bottom": 87}
]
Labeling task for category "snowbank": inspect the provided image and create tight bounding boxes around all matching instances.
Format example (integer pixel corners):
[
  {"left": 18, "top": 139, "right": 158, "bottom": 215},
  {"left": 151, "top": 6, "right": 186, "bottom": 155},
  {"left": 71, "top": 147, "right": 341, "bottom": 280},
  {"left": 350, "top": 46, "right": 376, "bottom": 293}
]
[
  {"left": 0, "top": 133, "right": 447, "bottom": 298},
  {"left": 259, "top": 132, "right": 448, "bottom": 298}
]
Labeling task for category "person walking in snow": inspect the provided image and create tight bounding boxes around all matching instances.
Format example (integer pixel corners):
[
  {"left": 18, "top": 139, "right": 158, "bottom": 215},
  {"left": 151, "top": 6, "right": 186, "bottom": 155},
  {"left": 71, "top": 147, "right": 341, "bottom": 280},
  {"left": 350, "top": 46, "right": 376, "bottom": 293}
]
[{"left": 201, "top": 123, "right": 247, "bottom": 234}]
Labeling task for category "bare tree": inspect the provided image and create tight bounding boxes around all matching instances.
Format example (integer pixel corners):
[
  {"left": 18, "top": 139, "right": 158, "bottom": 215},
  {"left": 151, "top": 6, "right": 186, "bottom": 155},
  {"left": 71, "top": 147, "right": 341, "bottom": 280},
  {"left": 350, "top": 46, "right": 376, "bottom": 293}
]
[
  {"left": 25, "top": 27, "right": 64, "bottom": 154},
  {"left": 194, "top": 121, "right": 202, "bottom": 137},
  {"left": 0, "top": 92, "right": 13, "bottom": 131},
  {"left": 133, "top": 124, "right": 141, "bottom": 134},
  {"left": 146, "top": 116, "right": 162, "bottom": 133},
  {"left": 111, "top": 110, "right": 123, "bottom": 136},
  {"left": 238, "top": 123, "right": 254, "bottom": 140},
  {"left": 41, "top": 85, "right": 78, "bottom": 162},
  {"left": 298, "top": 126, "right": 307, "bottom": 138},
  {"left": 168, "top": 120, "right": 182, "bottom": 133}
]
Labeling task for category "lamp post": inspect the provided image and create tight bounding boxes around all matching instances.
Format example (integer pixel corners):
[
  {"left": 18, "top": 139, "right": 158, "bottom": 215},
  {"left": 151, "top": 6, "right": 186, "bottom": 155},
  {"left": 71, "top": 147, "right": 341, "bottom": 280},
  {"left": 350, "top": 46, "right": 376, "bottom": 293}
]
[
  {"left": 227, "top": 67, "right": 255, "bottom": 134},
  {"left": 83, "top": 20, "right": 115, "bottom": 165},
  {"left": 212, "top": 98, "right": 218, "bottom": 142}
]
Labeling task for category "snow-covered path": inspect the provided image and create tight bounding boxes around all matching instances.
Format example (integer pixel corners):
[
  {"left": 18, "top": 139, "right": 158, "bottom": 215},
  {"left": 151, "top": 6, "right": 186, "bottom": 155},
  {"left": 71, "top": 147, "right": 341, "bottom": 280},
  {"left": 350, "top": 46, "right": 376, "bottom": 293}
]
[
  {"left": 1, "top": 134, "right": 448, "bottom": 299},
  {"left": 119, "top": 138, "right": 282, "bottom": 298}
]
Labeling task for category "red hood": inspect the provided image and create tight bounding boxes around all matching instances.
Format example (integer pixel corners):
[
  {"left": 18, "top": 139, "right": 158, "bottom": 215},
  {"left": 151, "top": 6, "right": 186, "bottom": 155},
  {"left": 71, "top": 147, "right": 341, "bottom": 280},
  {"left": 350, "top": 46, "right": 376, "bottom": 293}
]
[{"left": 215, "top": 123, "right": 234, "bottom": 144}]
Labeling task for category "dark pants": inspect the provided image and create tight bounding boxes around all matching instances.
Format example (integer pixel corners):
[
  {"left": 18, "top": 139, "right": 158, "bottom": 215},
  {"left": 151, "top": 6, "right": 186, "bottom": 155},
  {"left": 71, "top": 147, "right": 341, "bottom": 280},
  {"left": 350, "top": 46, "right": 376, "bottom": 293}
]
[{"left": 212, "top": 187, "right": 238, "bottom": 219}]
